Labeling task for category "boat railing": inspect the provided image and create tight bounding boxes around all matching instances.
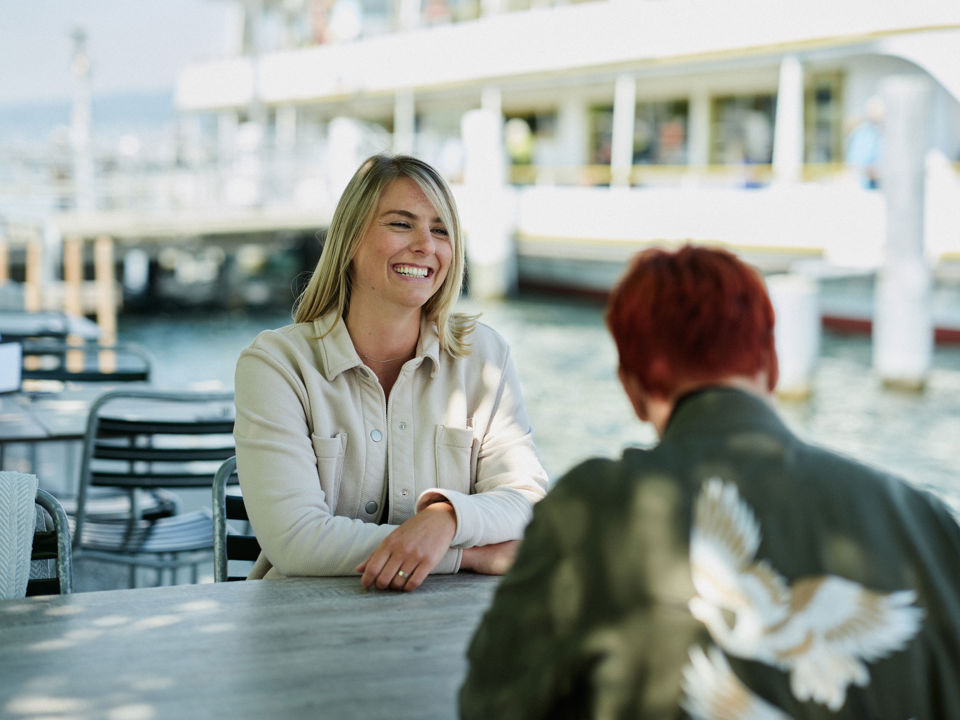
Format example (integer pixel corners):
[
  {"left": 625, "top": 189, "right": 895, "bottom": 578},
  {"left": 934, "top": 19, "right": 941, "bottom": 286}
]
[{"left": 1, "top": 139, "right": 958, "bottom": 222}]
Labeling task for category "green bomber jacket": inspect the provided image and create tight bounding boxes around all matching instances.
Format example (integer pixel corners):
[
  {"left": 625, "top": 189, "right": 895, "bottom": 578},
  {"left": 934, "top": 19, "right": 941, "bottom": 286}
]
[{"left": 460, "top": 387, "right": 960, "bottom": 720}]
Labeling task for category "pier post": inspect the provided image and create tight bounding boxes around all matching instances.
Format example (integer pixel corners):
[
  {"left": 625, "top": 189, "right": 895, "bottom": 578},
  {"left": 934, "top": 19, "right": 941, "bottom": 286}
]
[
  {"left": 24, "top": 236, "right": 41, "bottom": 313},
  {"left": 63, "top": 236, "right": 84, "bottom": 320},
  {"left": 767, "top": 273, "right": 819, "bottom": 400},
  {"left": 872, "top": 76, "right": 932, "bottom": 391},
  {"left": 94, "top": 236, "right": 117, "bottom": 346},
  {"left": 460, "top": 107, "right": 515, "bottom": 299}
]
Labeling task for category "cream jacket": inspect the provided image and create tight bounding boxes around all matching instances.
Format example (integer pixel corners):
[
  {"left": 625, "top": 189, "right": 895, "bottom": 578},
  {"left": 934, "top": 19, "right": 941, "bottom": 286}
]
[{"left": 233, "top": 311, "right": 549, "bottom": 578}]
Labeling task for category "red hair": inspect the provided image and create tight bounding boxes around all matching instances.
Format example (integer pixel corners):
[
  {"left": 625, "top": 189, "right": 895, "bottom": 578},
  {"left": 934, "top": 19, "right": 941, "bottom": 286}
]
[{"left": 605, "top": 244, "right": 778, "bottom": 397}]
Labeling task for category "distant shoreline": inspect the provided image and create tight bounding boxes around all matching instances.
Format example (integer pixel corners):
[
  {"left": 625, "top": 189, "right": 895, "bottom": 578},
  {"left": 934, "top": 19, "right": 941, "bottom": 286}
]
[{"left": 0, "top": 88, "right": 175, "bottom": 144}]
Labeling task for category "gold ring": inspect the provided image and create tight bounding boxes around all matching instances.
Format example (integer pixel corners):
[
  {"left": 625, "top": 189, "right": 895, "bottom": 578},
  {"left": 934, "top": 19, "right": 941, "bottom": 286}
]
[{"left": 396, "top": 569, "right": 409, "bottom": 579}]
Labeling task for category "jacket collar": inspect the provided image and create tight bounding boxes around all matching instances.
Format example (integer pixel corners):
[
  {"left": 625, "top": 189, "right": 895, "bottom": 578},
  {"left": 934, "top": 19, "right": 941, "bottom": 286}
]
[
  {"left": 313, "top": 311, "right": 441, "bottom": 382},
  {"left": 662, "top": 386, "right": 790, "bottom": 440}
]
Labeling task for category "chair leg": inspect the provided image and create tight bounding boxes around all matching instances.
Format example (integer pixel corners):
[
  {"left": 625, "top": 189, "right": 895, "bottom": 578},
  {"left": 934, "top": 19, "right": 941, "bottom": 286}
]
[{"left": 129, "top": 564, "right": 137, "bottom": 589}]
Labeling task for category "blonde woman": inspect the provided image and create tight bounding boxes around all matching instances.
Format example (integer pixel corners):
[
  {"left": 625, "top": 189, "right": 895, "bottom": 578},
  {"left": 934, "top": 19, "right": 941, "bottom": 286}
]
[{"left": 234, "top": 154, "right": 548, "bottom": 591}]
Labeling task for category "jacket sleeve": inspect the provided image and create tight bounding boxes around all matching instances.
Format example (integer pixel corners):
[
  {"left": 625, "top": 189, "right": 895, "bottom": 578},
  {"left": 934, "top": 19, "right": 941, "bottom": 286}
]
[
  {"left": 459, "top": 488, "right": 573, "bottom": 719},
  {"left": 234, "top": 343, "right": 460, "bottom": 577},
  {"left": 416, "top": 345, "right": 549, "bottom": 548}
]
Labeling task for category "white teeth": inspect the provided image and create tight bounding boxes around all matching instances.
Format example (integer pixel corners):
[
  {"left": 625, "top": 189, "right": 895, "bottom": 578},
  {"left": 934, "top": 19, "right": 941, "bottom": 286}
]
[{"left": 394, "top": 264, "right": 428, "bottom": 278}]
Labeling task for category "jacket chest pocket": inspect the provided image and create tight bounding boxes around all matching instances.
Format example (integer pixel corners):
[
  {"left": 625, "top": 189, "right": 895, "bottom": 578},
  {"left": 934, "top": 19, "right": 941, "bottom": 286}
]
[
  {"left": 311, "top": 433, "right": 347, "bottom": 510},
  {"left": 434, "top": 425, "right": 475, "bottom": 494}
]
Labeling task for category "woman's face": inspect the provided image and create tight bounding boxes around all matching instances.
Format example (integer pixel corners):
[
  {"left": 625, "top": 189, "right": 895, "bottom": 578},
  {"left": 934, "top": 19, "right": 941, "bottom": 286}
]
[{"left": 349, "top": 177, "right": 452, "bottom": 315}]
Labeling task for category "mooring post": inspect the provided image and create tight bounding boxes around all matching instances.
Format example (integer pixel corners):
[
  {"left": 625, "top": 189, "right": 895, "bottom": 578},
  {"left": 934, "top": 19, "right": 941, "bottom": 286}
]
[
  {"left": 767, "top": 272, "right": 820, "bottom": 400},
  {"left": 460, "top": 106, "right": 515, "bottom": 299},
  {"left": 872, "top": 76, "right": 933, "bottom": 391}
]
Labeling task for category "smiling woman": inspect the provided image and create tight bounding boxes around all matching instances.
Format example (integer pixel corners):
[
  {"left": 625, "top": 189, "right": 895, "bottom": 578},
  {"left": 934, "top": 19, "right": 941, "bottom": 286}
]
[{"left": 232, "top": 154, "right": 549, "bottom": 592}]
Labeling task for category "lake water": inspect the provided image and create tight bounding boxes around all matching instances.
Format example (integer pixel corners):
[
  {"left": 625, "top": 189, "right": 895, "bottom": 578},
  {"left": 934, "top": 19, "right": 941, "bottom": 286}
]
[{"left": 116, "top": 291, "right": 960, "bottom": 516}]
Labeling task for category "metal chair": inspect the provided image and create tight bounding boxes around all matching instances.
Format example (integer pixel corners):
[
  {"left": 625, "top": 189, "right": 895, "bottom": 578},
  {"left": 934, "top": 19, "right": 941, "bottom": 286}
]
[
  {"left": 72, "top": 388, "right": 235, "bottom": 587},
  {"left": 27, "top": 488, "right": 73, "bottom": 596},
  {"left": 21, "top": 339, "right": 153, "bottom": 383},
  {"left": 212, "top": 455, "right": 260, "bottom": 582}
]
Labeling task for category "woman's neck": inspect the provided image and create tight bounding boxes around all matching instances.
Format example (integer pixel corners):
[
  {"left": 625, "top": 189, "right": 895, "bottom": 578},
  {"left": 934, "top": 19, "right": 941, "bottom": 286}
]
[{"left": 345, "top": 303, "right": 422, "bottom": 365}]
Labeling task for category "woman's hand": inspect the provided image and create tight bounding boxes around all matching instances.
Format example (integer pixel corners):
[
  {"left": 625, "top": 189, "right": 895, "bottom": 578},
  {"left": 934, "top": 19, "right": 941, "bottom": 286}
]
[
  {"left": 461, "top": 540, "right": 520, "bottom": 576},
  {"left": 356, "top": 501, "right": 457, "bottom": 592}
]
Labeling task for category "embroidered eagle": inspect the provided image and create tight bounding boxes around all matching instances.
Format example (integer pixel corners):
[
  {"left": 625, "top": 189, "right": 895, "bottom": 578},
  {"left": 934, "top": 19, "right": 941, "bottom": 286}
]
[{"left": 686, "top": 478, "right": 924, "bottom": 712}]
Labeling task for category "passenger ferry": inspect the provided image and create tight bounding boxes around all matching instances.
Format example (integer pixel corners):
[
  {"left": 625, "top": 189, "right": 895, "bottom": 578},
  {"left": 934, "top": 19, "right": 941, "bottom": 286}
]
[
  {"left": 9, "top": 1, "right": 956, "bottom": 338},
  {"left": 172, "top": 0, "right": 960, "bottom": 321}
]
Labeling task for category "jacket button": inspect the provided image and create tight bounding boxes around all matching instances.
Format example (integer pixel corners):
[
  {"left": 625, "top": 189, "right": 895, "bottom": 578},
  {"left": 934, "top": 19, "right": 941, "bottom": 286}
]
[
  {"left": 370, "top": 429, "right": 382, "bottom": 442},
  {"left": 364, "top": 500, "right": 378, "bottom": 514}
]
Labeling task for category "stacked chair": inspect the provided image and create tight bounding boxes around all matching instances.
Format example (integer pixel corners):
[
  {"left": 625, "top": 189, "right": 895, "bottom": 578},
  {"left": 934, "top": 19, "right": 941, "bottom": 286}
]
[
  {"left": 71, "top": 389, "right": 235, "bottom": 587},
  {"left": 212, "top": 455, "right": 260, "bottom": 582}
]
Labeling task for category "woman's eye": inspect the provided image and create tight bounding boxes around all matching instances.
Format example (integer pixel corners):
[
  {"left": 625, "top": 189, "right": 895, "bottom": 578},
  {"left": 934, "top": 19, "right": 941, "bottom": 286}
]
[
  {"left": 389, "top": 221, "right": 411, "bottom": 229},
  {"left": 432, "top": 227, "right": 449, "bottom": 237}
]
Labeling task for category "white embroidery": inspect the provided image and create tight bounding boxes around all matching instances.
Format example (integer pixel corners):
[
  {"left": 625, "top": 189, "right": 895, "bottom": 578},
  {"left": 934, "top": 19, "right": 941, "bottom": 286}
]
[
  {"left": 685, "top": 478, "right": 923, "bottom": 712},
  {"left": 683, "top": 645, "right": 792, "bottom": 720}
]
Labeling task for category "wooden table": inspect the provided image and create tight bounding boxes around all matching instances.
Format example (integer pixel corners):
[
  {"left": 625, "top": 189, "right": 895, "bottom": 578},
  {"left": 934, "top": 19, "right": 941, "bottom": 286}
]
[{"left": 0, "top": 574, "right": 499, "bottom": 719}]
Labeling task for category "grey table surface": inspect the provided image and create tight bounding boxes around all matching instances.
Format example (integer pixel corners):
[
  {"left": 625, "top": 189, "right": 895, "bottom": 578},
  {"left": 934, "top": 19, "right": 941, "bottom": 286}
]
[
  {"left": 0, "top": 311, "right": 101, "bottom": 342},
  {"left": 0, "top": 574, "right": 501, "bottom": 719}
]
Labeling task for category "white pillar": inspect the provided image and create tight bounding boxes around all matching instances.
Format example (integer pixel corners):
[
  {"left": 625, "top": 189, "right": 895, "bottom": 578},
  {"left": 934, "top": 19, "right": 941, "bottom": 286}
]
[
  {"left": 481, "top": 0, "right": 504, "bottom": 16},
  {"left": 688, "top": 88, "right": 711, "bottom": 173},
  {"left": 767, "top": 273, "right": 820, "bottom": 399},
  {"left": 461, "top": 108, "right": 515, "bottom": 299},
  {"left": 556, "top": 95, "right": 589, "bottom": 169},
  {"left": 397, "top": 0, "right": 421, "bottom": 30},
  {"left": 274, "top": 104, "right": 297, "bottom": 197},
  {"left": 772, "top": 55, "right": 804, "bottom": 185},
  {"left": 276, "top": 105, "right": 296, "bottom": 152},
  {"left": 327, "top": 117, "right": 364, "bottom": 198},
  {"left": 872, "top": 75, "right": 933, "bottom": 391},
  {"left": 393, "top": 89, "right": 416, "bottom": 156},
  {"left": 610, "top": 74, "right": 636, "bottom": 187},
  {"left": 481, "top": 86, "right": 502, "bottom": 119}
]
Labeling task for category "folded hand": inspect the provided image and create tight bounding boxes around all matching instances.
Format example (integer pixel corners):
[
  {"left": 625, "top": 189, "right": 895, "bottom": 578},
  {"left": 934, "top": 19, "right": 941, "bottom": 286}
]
[{"left": 356, "top": 501, "right": 457, "bottom": 592}]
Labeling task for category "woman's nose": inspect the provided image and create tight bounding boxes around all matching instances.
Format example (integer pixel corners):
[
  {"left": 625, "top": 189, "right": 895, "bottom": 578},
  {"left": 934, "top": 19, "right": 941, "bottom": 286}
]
[{"left": 410, "top": 226, "right": 435, "bottom": 253}]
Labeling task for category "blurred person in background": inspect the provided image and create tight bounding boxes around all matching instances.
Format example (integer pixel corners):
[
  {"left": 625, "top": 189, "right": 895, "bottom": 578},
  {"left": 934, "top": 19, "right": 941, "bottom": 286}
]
[
  {"left": 845, "top": 96, "right": 884, "bottom": 189},
  {"left": 460, "top": 244, "right": 960, "bottom": 718},
  {"left": 233, "top": 154, "right": 548, "bottom": 592}
]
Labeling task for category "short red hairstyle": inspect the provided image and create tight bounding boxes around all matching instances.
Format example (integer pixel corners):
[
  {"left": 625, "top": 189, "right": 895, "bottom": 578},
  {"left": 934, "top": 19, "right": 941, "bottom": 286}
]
[{"left": 605, "top": 244, "right": 778, "bottom": 397}]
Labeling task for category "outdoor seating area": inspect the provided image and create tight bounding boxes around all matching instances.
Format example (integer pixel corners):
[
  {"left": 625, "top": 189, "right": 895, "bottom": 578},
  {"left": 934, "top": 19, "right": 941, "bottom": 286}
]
[{"left": 1, "top": 308, "right": 237, "bottom": 592}]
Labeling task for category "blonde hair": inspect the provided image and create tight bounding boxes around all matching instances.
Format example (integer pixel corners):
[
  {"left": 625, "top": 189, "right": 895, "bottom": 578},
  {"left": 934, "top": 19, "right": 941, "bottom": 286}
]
[{"left": 294, "top": 154, "right": 476, "bottom": 356}]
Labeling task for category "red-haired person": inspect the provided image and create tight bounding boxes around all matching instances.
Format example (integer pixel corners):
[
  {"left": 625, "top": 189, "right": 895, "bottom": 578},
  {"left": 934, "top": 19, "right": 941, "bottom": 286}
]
[{"left": 460, "top": 245, "right": 960, "bottom": 719}]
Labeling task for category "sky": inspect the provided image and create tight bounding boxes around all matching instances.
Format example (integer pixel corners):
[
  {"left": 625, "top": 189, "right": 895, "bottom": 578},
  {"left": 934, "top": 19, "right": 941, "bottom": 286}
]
[{"left": 0, "top": 0, "right": 237, "bottom": 106}]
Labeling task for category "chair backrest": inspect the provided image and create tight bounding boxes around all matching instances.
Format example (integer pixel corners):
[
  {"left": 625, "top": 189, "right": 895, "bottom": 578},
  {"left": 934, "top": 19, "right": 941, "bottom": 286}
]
[
  {"left": 27, "top": 488, "right": 73, "bottom": 596},
  {"left": 73, "top": 389, "right": 236, "bottom": 551},
  {"left": 212, "top": 455, "right": 261, "bottom": 582},
  {"left": 21, "top": 339, "right": 153, "bottom": 383}
]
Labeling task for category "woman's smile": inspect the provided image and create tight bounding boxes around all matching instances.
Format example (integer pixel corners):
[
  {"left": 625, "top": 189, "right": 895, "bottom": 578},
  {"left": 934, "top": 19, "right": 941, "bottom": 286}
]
[{"left": 393, "top": 263, "right": 432, "bottom": 279}]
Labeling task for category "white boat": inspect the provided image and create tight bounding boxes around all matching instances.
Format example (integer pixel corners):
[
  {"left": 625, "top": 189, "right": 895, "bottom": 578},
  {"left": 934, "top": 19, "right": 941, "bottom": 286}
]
[
  {"left": 172, "top": 1, "right": 960, "bottom": 290},
  {"left": 15, "top": 1, "right": 958, "bottom": 338}
]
